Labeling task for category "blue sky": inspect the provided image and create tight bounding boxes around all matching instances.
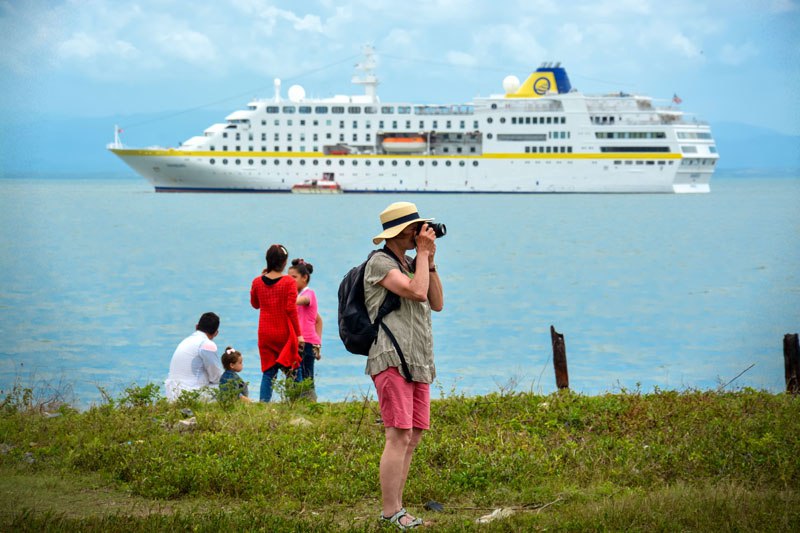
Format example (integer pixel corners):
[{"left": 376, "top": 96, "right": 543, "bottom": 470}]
[{"left": 1, "top": 0, "right": 799, "bottom": 139}]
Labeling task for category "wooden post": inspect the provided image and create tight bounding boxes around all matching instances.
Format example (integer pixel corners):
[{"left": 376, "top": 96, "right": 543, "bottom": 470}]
[
  {"left": 784, "top": 333, "right": 800, "bottom": 394},
  {"left": 551, "top": 325, "right": 569, "bottom": 390}
]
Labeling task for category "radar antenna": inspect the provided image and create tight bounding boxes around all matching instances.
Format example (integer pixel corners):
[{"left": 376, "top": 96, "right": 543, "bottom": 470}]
[{"left": 352, "top": 44, "right": 379, "bottom": 102}]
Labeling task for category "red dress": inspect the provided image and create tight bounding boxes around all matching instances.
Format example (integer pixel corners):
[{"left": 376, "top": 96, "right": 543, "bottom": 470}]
[{"left": 250, "top": 275, "right": 302, "bottom": 372}]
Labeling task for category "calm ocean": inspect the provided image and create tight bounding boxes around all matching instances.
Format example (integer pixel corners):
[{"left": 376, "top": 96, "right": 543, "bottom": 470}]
[{"left": 1, "top": 175, "right": 798, "bottom": 407}]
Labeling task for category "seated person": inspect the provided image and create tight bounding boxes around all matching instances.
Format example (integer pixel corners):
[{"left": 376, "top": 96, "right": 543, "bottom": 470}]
[
  {"left": 219, "top": 346, "right": 251, "bottom": 402},
  {"left": 165, "top": 312, "right": 223, "bottom": 401}
]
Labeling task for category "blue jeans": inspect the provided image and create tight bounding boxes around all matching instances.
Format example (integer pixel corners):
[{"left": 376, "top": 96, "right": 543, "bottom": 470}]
[
  {"left": 300, "top": 343, "right": 316, "bottom": 386},
  {"left": 260, "top": 364, "right": 303, "bottom": 402}
]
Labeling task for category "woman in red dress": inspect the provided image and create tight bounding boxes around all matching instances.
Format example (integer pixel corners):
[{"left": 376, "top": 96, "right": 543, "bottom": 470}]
[{"left": 250, "top": 244, "right": 304, "bottom": 402}]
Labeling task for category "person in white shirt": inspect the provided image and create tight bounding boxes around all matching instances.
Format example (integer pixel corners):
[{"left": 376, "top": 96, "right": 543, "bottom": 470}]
[{"left": 165, "top": 312, "right": 224, "bottom": 402}]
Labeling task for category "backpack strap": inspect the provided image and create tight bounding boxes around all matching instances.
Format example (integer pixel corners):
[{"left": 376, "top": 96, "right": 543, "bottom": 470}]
[{"left": 370, "top": 248, "right": 413, "bottom": 383}]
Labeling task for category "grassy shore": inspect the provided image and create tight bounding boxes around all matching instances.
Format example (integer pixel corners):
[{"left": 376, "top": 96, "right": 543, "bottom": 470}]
[{"left": 1, "top": 384, "right": 798, "bottom": 531}]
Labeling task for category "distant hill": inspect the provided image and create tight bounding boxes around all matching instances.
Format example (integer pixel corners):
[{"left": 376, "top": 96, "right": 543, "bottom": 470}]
[
  {"left": 710, "top": 122, "right": 800, "bottom": 171},
  {"left": 0, "top": 113, "right": 797, "bottom": 178}
]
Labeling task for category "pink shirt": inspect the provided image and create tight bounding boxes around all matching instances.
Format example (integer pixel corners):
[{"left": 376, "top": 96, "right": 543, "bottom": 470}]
[{"left": 297, "top": 287, "right": 321, "bottom": 344}]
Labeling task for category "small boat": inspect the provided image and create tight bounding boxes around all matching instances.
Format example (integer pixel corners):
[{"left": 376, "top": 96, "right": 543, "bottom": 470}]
[
  {"left": 382, "top": 136, "right": 426, "bottom": 153},
  {"left": 291, "top": 173, "right": 342, "bottom": 194}
]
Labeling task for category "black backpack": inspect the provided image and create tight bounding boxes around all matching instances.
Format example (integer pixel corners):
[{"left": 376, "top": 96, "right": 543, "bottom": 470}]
[{"left": 337, "top": 248, "right": 413, "bottom": 382}]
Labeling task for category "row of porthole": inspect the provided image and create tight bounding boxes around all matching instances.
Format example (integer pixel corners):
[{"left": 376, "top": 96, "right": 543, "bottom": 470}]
[{"left": 208, "top": 159, "right": 479, "bottom": 167}]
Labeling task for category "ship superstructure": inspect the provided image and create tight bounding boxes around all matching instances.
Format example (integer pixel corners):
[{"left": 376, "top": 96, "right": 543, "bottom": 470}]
[{"left": 109, "top": 46, "right": 717, "bottom": 193}]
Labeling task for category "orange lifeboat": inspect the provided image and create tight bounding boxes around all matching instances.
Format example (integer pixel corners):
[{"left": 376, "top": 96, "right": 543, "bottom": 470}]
[{"left": 382, "top": 136, "right": 426, "bottom": 153}]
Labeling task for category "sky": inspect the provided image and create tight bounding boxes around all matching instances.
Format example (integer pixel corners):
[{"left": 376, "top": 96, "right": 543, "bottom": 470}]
[{"left": 1, "top": 0, "right": 799, "bottom": 141}]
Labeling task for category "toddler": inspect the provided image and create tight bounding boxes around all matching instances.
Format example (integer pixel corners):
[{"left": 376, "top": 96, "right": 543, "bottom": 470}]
[{"left": 219, "top": 346, "right": 251, "bottom": 402}]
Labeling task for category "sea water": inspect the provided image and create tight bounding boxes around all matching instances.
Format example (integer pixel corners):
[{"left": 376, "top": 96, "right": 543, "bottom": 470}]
[{"left": 1, "top": 175, "right": 798, "bottom": 407}]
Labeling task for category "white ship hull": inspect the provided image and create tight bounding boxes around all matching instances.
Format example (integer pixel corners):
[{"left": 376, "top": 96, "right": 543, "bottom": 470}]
[
  {"left": 109, "top": 47, "right": 717, "bottom": 194},
  {"left": 111, "top": 149, "right": 710, "bottom": 194}
]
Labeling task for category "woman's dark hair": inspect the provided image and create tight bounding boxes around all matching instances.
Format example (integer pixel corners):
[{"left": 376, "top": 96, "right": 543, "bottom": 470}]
[
  {"left": 289, "top": 258, "right": 314, "bottom": 280},
  {"left": 196, "top": 312, "right": 220, "bottom": 335},
  {"left": 265, "top": 244, "right": 289, "bottom": 273}
]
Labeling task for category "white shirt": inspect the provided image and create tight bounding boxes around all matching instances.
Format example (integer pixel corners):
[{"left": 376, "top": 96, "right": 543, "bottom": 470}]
[{"left": 165, "top": 330, "right": 223, "bottom": 401}]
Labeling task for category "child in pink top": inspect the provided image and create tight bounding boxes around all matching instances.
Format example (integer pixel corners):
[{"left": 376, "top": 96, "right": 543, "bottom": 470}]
[{"left": 289, "top": 259, "right": 323, "bottom": 399}]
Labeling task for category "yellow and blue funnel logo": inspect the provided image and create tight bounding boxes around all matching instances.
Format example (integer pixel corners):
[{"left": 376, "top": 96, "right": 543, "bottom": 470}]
[{"left": 507, "top": 66, "right": 572, "bottom": 98}]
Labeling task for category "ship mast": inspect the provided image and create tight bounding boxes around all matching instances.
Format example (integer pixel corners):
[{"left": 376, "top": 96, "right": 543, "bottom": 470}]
[{"left": 351, "top": 44, "right": 379, "bottom": 102}]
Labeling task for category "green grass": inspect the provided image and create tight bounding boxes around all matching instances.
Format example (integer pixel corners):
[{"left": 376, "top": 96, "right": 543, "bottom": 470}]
[{"left": 1, "top": 386, "right": 798, "bottom": 531}]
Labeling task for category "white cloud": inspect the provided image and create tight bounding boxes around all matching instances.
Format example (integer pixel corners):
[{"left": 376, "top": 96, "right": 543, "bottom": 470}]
[
  {"left": 559, "top": 23, "right": 584, "bottom": 46},
  {"left": 446, "top": 50, "right": 477, "bottom": 67},
  {"left": 57, "top": 32, "right": 101, "bottom": 60},
  {"left": 155, "top": 30, "right": 217, "bottom": 65},
  {"left": 669, "top": 32, "right": 703, "bottom": 59},
  {"left": 719, "top": 41, "right": 759, "bottom": 65}
]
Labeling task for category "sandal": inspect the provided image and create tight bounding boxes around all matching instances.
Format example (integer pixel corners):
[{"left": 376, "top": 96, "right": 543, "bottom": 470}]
[{"left": 380, "top": 507, "right": 423, "bottom": 529}]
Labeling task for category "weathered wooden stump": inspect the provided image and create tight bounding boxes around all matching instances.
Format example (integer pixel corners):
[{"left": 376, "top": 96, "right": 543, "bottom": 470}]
[
  {"left": 550, "top": 325, "right": 569, "bottom": 389},
  {"left": 784, "top": 333, "right": 800, "bottom": 394}
]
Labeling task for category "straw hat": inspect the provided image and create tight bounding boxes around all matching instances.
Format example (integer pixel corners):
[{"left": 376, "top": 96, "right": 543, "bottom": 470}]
[{"left": 372, "top": 202, "right": 433, "bottom": 244}]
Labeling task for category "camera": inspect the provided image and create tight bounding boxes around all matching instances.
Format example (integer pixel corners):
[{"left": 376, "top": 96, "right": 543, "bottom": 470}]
[{"left": 417, "top": 222, "right": 447, "bottom": 238}]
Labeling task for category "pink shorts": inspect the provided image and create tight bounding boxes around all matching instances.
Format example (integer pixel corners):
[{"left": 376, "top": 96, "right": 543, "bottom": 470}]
[{"left": 372, "top": 367, "right": 430, "bottom": 430}]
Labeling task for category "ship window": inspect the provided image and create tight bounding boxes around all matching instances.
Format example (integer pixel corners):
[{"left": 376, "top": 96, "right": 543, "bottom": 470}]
[
  {"left": 398, "top": 106, "right": 411, "bottom": 114},
  {"left": 405, "top": 121, "right": 411, "bottom": 128},
  {"left": 274, "top": 119, "right": 280, "bottom": 126},
  {"left": 470, "top": 147, "right": 476, "bottom": 153},
  {"left": 487, "top": 133, "right": 493, "bottom": 139},
  {"left": 443, "top": 147, "right": 449, "bottom": 153},
  {"left": 405, "top": 161, "right": 411, "bottom": 166},
  {"left": 313, "top": 160, "right": 318, "bottom": 165},
  {"left": 432, "top": 161, "right": 438, "bottom": 166},
  {"left": 300, "top": 159, "right": 306, "bottom": 165},
  {"left": 352, "top": 160, "right": 358, "bottom": 166},
  {"left": 525, "top": 147, "right": 530, "bottom": 153},
  {"left": 457, "top": 147, "right": 462, "bottom": 153},
  {"left": 459, "top": 161, "right": 465, "bottom": 167},
  {"left": 326, "top": 133, "right": 332, "bottom": 139},
  {"left": 222, "top": 159, "right": 228, "bottom": 164},
  {"left": 491, "top": 103, "right": 497, "bottom": 109},
  {"left": 681, "top": 145, "right": 698, "bottom": 153},
  {"left": 419, "top": 161, "right": 424, "bottom": 166},
  {"left": 381, "top": 106, "right": 395, "bottom": 114},
  {"left": 223, "top": 132, "right": 228, "bottom": 138},
  {"left": 473, "top": 121, "right": 479, "bottom": 128},
  {"left": 235, "top": 159, "right": 241, "bottom": 165},
  {"left": 274, "top": 146, "right": 279, "bottom": 151},
  {"left": 348, "top": 106, "right": 362, "bottom": 114},
  {"left": 261, "top": 159, "right": 267, "bottom": 165},
  {"left": 283, "top": 106, "right": 296, "bottom": 113},
  {"left": 299, "top": 106, "right": 312, "bottom": 114},
  {"left": 315, "top": 106, "right": 328, "bottom": 114},
  {"left": 658, "top": 161, "right": 666, "bottom": 165},
  {"left": 352, "top": 134, "right": 357, "bottom": 141},
  {"left": 339, "top": 160, "right": 345, "bottom": 166},
  {"left": 248, "top": 159, "right": 254, "bottom": 165},
  {"left": 235, "top": 145, "right": 241, "bottom": 150},
  {"left": 326, "top": 160, "right": 331, "bottom": 165},
  {"left": 379, "top": 160, "right": 385, "bottom": 166},
  {"left": 210, "top": 158, "right": 215, "bottom": 164},
  {"left": 266, "top": 106, "right": 279, "bottom": 113},
  {"left": 487, "top": 118, "right": 493, "bottom": 124},
  {"left": 366, "top": 160, "right": 371, "bottom": 166},
  {"left": 646, "top": 161, "right": 655, "bottom": 165},
  {"left": 512, "top": 117, "right": 517, "bottom": 125},
  {"left": 500, "top": 117, "right": 506, "bottom": 124},
  {"left": 473, "top": 161, "right": 478, "bottom": 166},
  {"left": 332, "top": 106, "right": 344, "bottom": 114},
  {"left": 287, "top": 159, "right": 293, "bottom": 165},
  {"left": 709, "top": 146, "right": 717, "bottom": 153},
  {"left": 274, "top": 160, "right": 279, "bottom": 165},
  {"left": 210, "top": 146, "right": 215, "bottom": 151},
  {"left": 446, "top": 161, "right": 452, "bottom": 166},
  {"left": 353, "top": 121, "right": 358, "bottom": 128},
  {"left": 392, "top": 160, "right": 398, "bottom": 166},
  {"left": 365, "top": 106, "right": 377, "bottom": 114}
]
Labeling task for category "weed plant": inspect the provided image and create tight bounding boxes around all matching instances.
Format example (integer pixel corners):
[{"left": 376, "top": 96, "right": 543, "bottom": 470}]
[{"left": 1, "top": 384, "right": 798, "bottom": 531}]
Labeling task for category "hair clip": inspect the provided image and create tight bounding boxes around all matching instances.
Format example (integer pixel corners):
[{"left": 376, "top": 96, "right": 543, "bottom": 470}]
[
  {"left": 280, "top": 245, "right": 287, "bottom": 255},
  {"left": 226, "top": 348, "right": 235, "bottom": 355}
]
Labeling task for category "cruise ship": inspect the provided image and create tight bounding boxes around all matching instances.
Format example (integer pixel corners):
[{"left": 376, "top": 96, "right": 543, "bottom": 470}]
[{"left": 108, "top": 46, "right": 717, "bottom": 193}]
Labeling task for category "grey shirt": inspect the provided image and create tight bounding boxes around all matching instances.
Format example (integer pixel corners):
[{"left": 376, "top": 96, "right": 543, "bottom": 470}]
[{"left": 364, "top": 251, "right": 436, "bottom": 383}]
